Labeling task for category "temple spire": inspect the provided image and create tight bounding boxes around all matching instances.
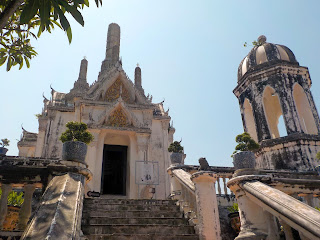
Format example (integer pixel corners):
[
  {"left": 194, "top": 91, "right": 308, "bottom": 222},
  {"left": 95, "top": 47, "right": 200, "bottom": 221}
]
[
  {"left": 135, "top": 63, "right": 141, "bottom": 88},
  {"left": 67, "top": 58, "right": 89, "bottom": 98},
  {"left": 79, "top": 57, "right": 88, "bottom": 80},
  {"left": 100, "top": 23, "right": 121, "bottom": 72}
]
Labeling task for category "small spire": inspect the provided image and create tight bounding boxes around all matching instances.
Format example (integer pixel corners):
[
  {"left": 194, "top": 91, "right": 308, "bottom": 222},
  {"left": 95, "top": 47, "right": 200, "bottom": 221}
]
[{"left": 135, "top": 64, "right": 142, "bottom": 88}]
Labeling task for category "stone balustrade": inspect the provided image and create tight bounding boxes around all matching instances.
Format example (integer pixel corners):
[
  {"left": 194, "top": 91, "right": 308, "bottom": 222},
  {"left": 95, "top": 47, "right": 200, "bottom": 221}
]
[
  {"left": 227, "top": 169, "right": 320, "bottom": 240},
  {"left": 168, "top": 166, "right": 223, "bottom": 240},
  {"left": 0, "top": 155, "right": 92, "bottom": 239}
]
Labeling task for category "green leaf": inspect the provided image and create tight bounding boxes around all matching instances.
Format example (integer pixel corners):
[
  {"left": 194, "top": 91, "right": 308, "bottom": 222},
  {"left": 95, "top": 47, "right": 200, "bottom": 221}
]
[
  {"left": 24, "top": 56, "right": 30, "bottom": 68},
  {"left": 0, "top": 56, "right": 8, "bottom": 67},
  {"left": 66, "top": 27, "right": 72, "bottom": 44},
  {"left": 68, "top": 7, "right": 84, "bottom": 26},
  {"left": 6, "top": 56, "right": 12, "bottom": 71},
  {"left": 20, "top": 0, "right": 39, "bottom": 24}
]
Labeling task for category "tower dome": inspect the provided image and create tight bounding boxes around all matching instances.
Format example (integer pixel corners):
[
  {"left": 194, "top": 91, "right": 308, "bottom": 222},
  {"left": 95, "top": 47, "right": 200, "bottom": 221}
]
[{"left": 238, "top": 35, "right": 299, "bottom": 81}]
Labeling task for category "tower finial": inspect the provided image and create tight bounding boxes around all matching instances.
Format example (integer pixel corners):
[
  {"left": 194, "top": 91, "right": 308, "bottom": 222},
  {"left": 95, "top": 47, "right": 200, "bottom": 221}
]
[
  {"left": 79, "top": 58, "right": 88, "bottom": 80},
  {"left": 105, "top": 23, "right": 120, "bottom": 64},
  {"left": 100, "top": 23, "right": 121, "bottom": 72},
  {"left": 257, "top": 35, "right": 267, "bottom": 44},
  {"left": 135, "top": 64, "right": 142, "bottom": 88}
]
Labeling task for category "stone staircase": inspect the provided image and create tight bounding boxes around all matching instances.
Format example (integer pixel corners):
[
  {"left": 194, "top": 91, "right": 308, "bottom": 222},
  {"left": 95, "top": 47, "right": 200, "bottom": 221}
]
[{"left": 81, "top": 198, "right": 199, "bottom": 240}]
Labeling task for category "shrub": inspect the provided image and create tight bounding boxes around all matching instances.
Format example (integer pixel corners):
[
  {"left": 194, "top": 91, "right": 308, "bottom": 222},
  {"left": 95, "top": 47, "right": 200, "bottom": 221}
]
[
  {"left": 227, "top": 203, "right": 239, "bottom": 213},
  {"left": 60, "top": 121, "right": 94, "bottom": 145},
  {"left": 168, "top": 141, "right": 184, "bottom": 153},
  {"left": 0, "top": 138, "right": 9, "bottom": 147},
  {"left": 232, "top": 132, "right": 260, "bottom": 156}
]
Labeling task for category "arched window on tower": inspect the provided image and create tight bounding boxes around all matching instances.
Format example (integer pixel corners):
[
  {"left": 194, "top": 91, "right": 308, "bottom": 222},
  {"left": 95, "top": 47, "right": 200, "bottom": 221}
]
[
  {"left": 243, "top": 98, "right": 258, "bottom": 142},
  {"left": 263, "top": 86, "right": 287, "bottom": 139},
  {"left": 293, "top": 84, "right": 318, "bottom": 134}
]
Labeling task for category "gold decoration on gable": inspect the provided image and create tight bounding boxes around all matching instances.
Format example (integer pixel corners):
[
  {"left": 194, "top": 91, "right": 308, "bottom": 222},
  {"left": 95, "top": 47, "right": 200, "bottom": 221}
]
[
  {"left": 105, "top": 78, "right": 131, "bottom": 103},
  {"left": 107, "top": 108, "right": 128, "bottom": 127}
]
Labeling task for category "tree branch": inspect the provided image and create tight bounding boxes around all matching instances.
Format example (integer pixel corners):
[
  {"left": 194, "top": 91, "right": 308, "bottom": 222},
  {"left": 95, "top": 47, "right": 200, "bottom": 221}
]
[{"left": 0, "top": 0, "right": 24, "bottom": 31}]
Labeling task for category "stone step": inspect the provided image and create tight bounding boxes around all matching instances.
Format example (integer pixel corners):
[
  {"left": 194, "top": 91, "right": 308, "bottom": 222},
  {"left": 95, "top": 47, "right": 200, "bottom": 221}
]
[
  {"left": 86, "top": 234, "right": 199, "bottom": 240},
  {"left": 84, "top": 199, "right": 177, "bottom": 206},
  {"left": 82, "top": 217, "right": 187, "bottom": 225},
  {"left": 82, "top": 210, "right": 183, "bottom": 218},
  {"left": 82, "top": 224, "right": 195, "bottom": 235},
  {"left": 83, "top": 204, "right": 179, "bottom": 212}
]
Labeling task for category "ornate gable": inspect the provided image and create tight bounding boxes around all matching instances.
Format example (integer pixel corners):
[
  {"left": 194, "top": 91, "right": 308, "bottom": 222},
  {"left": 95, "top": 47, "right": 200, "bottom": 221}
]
[
  {"left": 104, "top": 77, "right": 132, "bottom": 103},
  {"left": 107, "top": 107, "right": 129, "bottom": 127},
  {"left": 97, "top": 99, "right": 142, "bottom": 128},
  {"left": 86, "top": 67, "right": 150, "bottom": 105}
]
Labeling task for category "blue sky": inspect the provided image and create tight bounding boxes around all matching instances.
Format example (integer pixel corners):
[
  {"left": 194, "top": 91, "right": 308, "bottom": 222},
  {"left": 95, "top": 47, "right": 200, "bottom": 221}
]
[{"left": 1, "top": 0, "right": 320, "bottom": 167}]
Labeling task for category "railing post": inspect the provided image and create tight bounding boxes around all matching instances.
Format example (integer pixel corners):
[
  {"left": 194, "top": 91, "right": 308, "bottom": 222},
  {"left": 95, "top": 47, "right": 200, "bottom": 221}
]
[
  {"left": 228, "top": 178, "right": 268, "bottom": 240},
  {"left": 223, "top": 177, "right": 228, "bottom": 195},
  {"left": 0, "top": 184, "right": 12, "bottom": 229},
  {"left": 18, "top": 184, "right": 36, "bottom": 230},
  {"left": 191, "top": 171, "right": 221, "bottom": 240},
  {"left": 167, "top": 168, "right": 181, "bottom": 201},
  {"left": 217, "top": 177, "right": 221, "bottom": 195}
]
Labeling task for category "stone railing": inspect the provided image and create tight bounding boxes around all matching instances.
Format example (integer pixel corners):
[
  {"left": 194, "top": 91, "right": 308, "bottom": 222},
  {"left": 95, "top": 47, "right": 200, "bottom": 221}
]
[
  {"left": 168, "top": 166, "right": 222, "bottom": 240},
  {"left": 175, "top": 165, "right": 236, "bottom": 205},
  {"left": 227, "top": 169, "right": 320, "bottom": 240},
  {"left": 0, "top": 156, "right": 92, "bottom": 240}
]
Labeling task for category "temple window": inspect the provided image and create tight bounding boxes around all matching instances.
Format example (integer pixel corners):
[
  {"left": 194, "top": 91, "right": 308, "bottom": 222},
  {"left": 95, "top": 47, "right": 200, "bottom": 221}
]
[{"left": 293, "top": 84, "right": 318, "bottom": 134}]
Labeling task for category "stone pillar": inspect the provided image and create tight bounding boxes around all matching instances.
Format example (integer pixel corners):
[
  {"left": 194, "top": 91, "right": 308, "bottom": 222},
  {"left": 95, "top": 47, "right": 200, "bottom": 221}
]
[
  {"left": 191, "top": 171, "right": 221, "bottom": 240},
  {"left": 265, "top": 211, "right": 280, "bottom": 240},
  {"left": 227, "top": 177, "right": 268, "bottom": 240},
  {"left": 0, "top": 184, "right": 12, "bottom": 229},
  {"left": 18, "top": 184, "right": 36, "bottom": 230},
  {"left": 167, "top": 168, "right": 181, "bottom": 201}
]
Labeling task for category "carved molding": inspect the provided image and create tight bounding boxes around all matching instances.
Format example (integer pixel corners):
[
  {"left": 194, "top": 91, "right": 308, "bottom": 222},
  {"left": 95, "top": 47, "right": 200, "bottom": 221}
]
[
  {"left": 107, "top": 108, "right": 129, "bottom": 127},
  {"left": 104, "top": 78, "right": 132, "bottom": 103}
]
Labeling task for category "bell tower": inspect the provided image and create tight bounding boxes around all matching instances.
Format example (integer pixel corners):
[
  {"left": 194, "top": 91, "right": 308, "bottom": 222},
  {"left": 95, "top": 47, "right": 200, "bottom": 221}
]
[{"left": 234, "top": 35, "right": 320, "bottom": 171}]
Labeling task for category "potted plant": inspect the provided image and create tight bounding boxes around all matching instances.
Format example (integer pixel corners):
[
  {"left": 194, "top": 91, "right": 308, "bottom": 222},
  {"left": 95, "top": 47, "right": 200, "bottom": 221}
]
[
  {"left": 1, "top": 190, "right": 24, "bottom": 231},
  {"left": 0, "top": 138, "right": 10, "bottom": 156},
  {"left": 315, "top": 152, "right": 320, "bottom": 175},
  {"left": 168, "top": 141, "right": 185, "bottom": 165},
  {"left": 227, "top": 203, "right": 240, "bottom": 234},
  {"left": 60, "top": 121, "right": 94, "bottom": 163},
  {"left": 232, "top": 132, "right": 260, "bottom": 169}
]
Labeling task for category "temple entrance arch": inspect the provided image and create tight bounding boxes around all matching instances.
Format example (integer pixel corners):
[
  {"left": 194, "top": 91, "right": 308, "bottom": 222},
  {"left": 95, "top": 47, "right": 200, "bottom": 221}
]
[
  {"left": 101, "top": 145, "right": 127, "bottom": 195},
  {"left": 100, "top": 133, "right": 131, "bottom": 196}
]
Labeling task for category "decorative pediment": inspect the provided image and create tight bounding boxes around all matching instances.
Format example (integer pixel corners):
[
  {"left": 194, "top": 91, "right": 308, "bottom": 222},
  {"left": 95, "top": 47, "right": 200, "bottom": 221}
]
[
  {"left": 86, "top": 67, "right": 150, "bottom": 105},
  {"left": 97, "top": 99, "right": 142, "bottom": 128},
  {"left": 107, "top": 108, "right": 129, "bottom": 127},
  {"left": 104, "top": 78, "right": 132, "bottom": 103}
]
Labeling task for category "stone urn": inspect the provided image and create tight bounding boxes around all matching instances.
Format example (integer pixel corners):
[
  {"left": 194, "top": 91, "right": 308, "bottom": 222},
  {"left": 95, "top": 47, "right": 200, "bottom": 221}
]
[
  {"left": 0, "top": 147, "right": 8, "bottom": 156},
  {"left": 170, "top": 152, "right": 186, "bottom": 165},
  {"left": 232, "top": 151, "right": 255, "bottom": 170},
  {"left": 62, "top": 141, "right": 87, "bottom": 163}
]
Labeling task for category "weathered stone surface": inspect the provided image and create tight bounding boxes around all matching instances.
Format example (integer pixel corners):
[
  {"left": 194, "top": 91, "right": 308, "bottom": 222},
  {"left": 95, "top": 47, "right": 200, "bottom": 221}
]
[
  {"left": 170, "top": 152, "right": 185, "bottom": 165},
  {"left": 62, "top": 141, "right": 88, "bottom": 163},
  {"left": 21, "top": 173, "right": 85, "bottom": 240},
  {"left": 232, "top": 151, "right": 255, "bottom": 170},
  {"left": 82, "top": 198, "right": 198, "bottom": 239}
]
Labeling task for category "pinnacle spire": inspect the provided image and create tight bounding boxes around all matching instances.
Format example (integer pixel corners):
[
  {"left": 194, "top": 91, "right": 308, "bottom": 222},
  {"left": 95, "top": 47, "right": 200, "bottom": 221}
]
[{"left": 100, "top": 23, "right": 121, "bottom": 72}]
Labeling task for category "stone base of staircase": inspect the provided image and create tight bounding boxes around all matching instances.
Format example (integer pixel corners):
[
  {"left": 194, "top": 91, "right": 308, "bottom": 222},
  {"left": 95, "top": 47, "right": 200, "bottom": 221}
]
[{"left": 82, "top": 199, "right": 199, "bottom": 240}]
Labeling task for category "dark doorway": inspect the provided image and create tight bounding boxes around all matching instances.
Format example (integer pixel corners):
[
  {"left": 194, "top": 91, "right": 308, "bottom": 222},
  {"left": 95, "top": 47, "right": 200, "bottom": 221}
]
[{"left": 101, "top": 145, "right": 127, "bottom": 195}]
